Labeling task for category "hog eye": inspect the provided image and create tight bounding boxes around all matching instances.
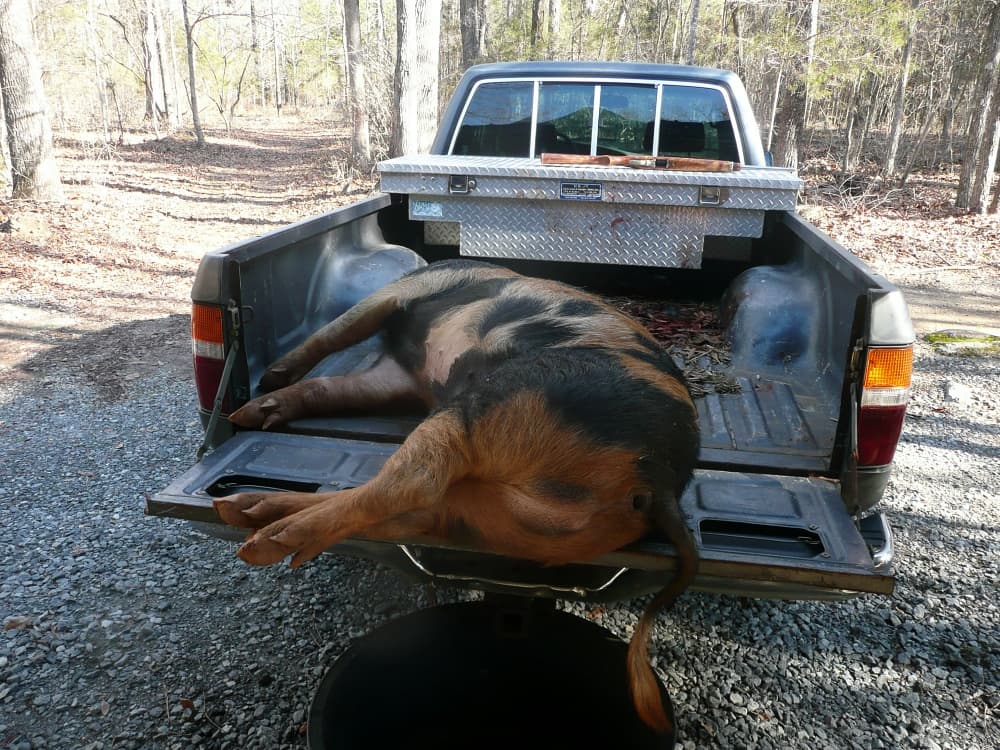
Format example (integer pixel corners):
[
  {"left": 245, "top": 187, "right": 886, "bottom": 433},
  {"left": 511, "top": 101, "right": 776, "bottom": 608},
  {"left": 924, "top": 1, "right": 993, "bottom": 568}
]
[{"left": 632, "top": 494, "right": 650, "bottom": 511}]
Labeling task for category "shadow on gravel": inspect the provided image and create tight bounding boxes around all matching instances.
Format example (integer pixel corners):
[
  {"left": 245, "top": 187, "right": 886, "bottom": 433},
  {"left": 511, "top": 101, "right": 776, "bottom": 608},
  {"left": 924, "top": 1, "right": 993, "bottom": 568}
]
[
  {"left": 902, "top": 425, "right": 999, "bottom": 461},
  {"left": 11, "top": 314, "right": 192, "bottom": 401}
]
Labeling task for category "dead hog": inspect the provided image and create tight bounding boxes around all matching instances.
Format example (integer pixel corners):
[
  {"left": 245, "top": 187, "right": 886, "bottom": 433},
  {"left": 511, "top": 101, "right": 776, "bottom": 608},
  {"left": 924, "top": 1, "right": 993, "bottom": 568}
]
[{"left": 213, "top": 259, "right": 699, "bottom": 733}]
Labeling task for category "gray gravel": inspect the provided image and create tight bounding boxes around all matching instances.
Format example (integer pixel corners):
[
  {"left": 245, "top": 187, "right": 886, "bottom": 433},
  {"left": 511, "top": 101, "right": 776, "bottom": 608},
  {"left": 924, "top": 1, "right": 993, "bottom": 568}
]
[{"left": 1, "top": 315, "right": 998, "bottom": 749}]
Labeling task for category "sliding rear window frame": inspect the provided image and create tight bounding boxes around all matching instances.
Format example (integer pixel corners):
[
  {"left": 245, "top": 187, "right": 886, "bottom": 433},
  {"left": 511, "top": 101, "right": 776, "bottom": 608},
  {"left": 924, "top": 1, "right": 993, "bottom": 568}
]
[{"left": 446, "top": 76, "right": 745, "bottom": 164}]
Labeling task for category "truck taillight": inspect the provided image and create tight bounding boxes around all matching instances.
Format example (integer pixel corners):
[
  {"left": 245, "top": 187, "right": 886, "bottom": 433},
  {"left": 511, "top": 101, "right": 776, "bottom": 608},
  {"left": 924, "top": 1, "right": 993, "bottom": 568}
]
[
  {"left": 191, "top": 303, "right": 229, "bottom": 413},
  {"left": 858, "top": 345, "right": 912, "bottom": 466}
]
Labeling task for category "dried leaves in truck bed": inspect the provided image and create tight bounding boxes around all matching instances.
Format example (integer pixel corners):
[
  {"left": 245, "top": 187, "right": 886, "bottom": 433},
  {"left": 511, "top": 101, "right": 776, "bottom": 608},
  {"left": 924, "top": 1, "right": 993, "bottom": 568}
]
[{"left": 608, "top": 297, "right": 741, "bottom": 398}]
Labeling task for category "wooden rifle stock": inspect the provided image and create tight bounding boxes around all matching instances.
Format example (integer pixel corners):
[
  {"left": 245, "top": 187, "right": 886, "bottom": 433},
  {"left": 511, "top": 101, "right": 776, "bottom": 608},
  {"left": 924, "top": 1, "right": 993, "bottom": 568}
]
[{"left": 540, "top": 152, "right": 740, "bottom": 173}]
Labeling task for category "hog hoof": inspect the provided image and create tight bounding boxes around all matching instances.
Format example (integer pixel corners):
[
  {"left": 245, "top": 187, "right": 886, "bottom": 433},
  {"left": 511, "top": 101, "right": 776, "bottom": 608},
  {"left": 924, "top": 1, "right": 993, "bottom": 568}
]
[
  {"left": 259, "top": 363, "right": 307, "bottom": 392},
  {"left": 229, "top": 395, "right": 293, "bottom": 430}
]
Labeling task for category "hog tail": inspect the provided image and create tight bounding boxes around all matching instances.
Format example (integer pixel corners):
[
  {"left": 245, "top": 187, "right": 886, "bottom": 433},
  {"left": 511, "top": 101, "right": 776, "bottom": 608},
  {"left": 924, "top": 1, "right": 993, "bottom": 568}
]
[{"left": 626, "top": 494, "right": 698, "bottom": 734}]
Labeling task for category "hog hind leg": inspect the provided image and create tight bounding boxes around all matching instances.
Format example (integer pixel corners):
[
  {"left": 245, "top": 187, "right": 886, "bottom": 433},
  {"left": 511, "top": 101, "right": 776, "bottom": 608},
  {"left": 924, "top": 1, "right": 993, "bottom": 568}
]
[
  {"left": 227, "top": 408, "right": 472, "bottom": 567},
  {"left": 441, "top": 390, "right": 656, "bottom": 564}
]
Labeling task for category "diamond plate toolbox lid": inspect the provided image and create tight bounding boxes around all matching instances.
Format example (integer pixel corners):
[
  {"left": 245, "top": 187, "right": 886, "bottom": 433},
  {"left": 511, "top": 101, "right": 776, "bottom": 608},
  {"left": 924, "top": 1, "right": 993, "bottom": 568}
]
[{"left": 378, "top": 155, "right": 802, "bottom": 269}]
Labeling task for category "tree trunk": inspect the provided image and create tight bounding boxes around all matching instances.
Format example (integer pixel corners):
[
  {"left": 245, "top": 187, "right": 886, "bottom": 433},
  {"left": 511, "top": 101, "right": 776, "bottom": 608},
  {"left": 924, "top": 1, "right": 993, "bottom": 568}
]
[
  {"left": 86, "top": 0, "right": 110, "bottom": 142},
  {"left": 250, "top": 0, "right": 266, "bottom": 107},
  {"left": 0, "top": 90, "right": 10, "bottom": 193},
  {"left": 530, "top": 0, "right": 543, "bottom": 49},
  {"left": 773, "top": 77, "right": 806, "bottom": 170},
  {"left": 684, "top": 0, "right": 699, "bottom": 65},
  {"left": 153, "top": 0, "right": 179, "bottom": 128},
  {"left": 460, "top": 0, "right": 484, "bottom": 68},
  {"left": 271, "top": 0, "right": 283, "bottom": 115},
  {"left": 899, "top": 81, "right": 940, "bottom": 186},
  {"left": 0, "top": 0, "right": 64, "bottom": 200},
  {"left": 374, "top": 0, "right": 388, "bottom": 47},
  {"left": 165, "top": 2, "right": 185, "bottom": 120},
  {"left": 143, "top": 0, "right": 166, "bottom": 134},
  {"left": 770, "top": 5, "right": 811, "bottom": 170},
  {"left": 343, "top": 0, "right": 372, "bottom": 170},
  {"left": 884, "top": 16, "right": 914, "bottom": 177},
  {"left": 731, "top": 3, "right": 744, "bottom": 79},
  {"left": 392, "top": 0, "right": 442, "bottom": 156},
  {"left": 970, "top": 85, "right": 1000, "bottom": 212},
  {"left": 548, "top": 0, "right": 561, "bottom": 56},
  {"left": 180, "top": 0, "right": 205, "bottom": 147},
  {"left": 803, "top": 0, "right": 818, "bottom": 126},
  {"left": 766, "top": 66, "right": 782, "bottom": 153},
  {"left": 957, "top": 3, "right": 1000, "bottom": 210}
]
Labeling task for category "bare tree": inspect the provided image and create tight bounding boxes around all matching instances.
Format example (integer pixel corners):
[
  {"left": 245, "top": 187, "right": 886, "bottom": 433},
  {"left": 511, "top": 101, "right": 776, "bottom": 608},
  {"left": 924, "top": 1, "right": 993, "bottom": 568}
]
[
  {"left": 205, "top": 53, "right": 251, "bottom": 133},
  {"left": 152, "top": 0, "right": 180, "bottom": 128},
  {"left": 884, "top": 6, "right": 915, "bottom": 177},
  {"left": 460, "top": 0, "right": 485, "bottom": 67},
  {"left": 771, "top": 4, "right": 811, "bottom": 170},
  {"left": 143, "top": 0, "right": 168, "bottom": 134},
  {"left": 391, "top": 0, "right": 442, "bottom": 156},
  {"left": 0, "top": 0, "right": 64, "bottom": 200},
  {"left": 971, "top": 82, "right": 1000, "bottom": 213},
  {"left": 180, "top": 0, "right": 206, "bottom": 147},
  {"left": 86, "top": 0, "right": 111, "bottom": 143},
  {"left": 0, "top": 89, "right": 9, "bottom": 193},
  {"left": 684, "top": 0, "right": 700, "bottom": 65},
  {"left": 271, "top": 0, "right": 283, "bottom": 114},
  {"left": 530, "top": 0, "right": 543, "bottom": 49},
  {"left": 250, "top": 0, "right": 267, "bottom": 107},
  {"left": 344, "top": 0, "right": 372, "bottom": 169},
  {"left": 956, "top": 2, "right": 1000, "bottom": 211}
]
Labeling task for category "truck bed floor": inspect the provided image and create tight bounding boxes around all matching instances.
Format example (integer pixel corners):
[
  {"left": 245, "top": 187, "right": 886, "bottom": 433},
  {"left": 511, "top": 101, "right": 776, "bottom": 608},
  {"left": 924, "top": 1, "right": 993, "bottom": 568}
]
[{"left": 281, "top": 337, "right": 836, "bottom": 474}]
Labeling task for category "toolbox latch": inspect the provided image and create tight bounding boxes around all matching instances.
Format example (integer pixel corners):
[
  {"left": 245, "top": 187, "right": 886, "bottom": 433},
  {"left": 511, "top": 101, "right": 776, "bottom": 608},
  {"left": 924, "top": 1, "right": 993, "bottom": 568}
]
[
  {"left": 448, "top": 175, "right": 476, "bottom": 194},
  {"left": 699, "top": 185, "right": 724, "bottom": 205}
]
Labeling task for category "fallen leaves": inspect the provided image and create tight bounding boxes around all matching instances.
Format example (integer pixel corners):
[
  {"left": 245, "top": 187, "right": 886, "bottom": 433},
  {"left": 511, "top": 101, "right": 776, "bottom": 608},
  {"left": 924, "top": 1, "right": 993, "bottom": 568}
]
[{"left": 609, "top": 297, "right": 741, "bottom": 397}]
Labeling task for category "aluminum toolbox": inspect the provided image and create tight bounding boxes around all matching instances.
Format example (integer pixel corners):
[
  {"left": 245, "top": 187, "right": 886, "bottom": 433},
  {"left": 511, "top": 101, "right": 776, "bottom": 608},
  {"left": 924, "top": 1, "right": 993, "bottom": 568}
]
[{"left": 378, "top": 155, "right": 802, "bottom": 269}]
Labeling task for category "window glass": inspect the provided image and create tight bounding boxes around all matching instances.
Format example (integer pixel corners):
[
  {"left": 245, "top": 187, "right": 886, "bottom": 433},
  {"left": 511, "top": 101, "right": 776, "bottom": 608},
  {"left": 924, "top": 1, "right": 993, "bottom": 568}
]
[
  {"left": 452, "top": 81, "right": 534, "bottom": 157},
  {"left": 654, "top": 85, "right": 740, "bottom": 162},
  {"left": 534, "top": 83, "right": 595, "bottom": 155},
  {"left": 451, "top": 79, "right": 741, "bottom": 163},
  {"left": 596, "top": 84, "right": 658, "bottom": 155}
]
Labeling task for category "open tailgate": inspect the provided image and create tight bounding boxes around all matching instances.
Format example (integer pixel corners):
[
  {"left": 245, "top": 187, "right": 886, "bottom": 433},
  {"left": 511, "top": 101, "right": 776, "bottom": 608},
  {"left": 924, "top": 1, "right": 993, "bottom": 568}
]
[{"left": 148, "top": 432, "right": 893, "bottom": 601}]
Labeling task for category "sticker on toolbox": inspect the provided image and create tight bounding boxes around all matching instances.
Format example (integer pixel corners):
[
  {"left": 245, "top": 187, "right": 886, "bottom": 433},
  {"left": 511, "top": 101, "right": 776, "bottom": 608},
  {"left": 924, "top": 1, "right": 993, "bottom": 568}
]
[
  {"left": 412, "top": 200, "right": 444, "bottom": 218},
  {"left": 559, "top": 181, "right": 603, "bottom": 201}
]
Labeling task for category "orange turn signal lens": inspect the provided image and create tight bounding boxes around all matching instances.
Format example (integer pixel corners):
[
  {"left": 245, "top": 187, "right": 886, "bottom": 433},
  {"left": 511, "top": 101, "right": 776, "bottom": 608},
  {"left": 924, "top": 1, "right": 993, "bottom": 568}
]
[
  {"left": 863, "top": 346, "right": 913, "bottom": 390},
  {"left": 191, "top": 304, "right": 224, "bottom": 345}
]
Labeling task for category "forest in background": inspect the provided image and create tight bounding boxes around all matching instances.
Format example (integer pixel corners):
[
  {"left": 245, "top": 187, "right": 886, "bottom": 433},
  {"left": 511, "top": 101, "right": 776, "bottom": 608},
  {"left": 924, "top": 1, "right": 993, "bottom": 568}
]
[{"left": 2, "top": 0, "right": 1000, "bottom": 212}]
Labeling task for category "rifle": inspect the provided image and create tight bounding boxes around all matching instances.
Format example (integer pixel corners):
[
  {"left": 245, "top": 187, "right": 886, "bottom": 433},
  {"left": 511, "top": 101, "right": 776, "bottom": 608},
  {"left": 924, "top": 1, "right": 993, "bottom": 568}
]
[{"left": 540, "top": 152, "right": 741, "bottom": 173}]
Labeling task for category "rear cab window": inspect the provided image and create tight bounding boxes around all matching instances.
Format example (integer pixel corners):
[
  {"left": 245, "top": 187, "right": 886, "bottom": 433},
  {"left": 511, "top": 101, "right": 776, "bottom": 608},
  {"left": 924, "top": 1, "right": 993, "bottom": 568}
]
[{"left": 450, "top": 78, "right": 742, "bottom": 163}]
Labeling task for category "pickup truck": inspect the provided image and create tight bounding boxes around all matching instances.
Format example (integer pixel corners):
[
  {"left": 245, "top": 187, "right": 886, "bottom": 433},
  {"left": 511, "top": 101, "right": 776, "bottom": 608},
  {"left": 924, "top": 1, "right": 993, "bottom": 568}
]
[{"left": 149, "top": 60, "right": 913, "bottom": 739}]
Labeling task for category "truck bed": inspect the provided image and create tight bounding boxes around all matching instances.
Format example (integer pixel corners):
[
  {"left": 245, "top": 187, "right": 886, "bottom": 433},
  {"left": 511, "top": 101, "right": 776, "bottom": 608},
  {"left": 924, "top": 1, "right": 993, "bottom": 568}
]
[{"left": 151, "top": 196, "right": 897, "bottom": 602}]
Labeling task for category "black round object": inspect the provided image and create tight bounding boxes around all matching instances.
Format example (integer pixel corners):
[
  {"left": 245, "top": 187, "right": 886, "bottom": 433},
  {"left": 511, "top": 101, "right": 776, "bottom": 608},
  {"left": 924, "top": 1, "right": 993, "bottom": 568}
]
[{"left": 308, "top": 601, "right": 676, "bottom": 750}]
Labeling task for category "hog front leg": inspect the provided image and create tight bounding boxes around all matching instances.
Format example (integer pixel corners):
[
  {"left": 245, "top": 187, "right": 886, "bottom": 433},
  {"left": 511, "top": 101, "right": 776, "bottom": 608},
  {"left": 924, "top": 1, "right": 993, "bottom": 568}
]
[
  {"left": 230, "top": 355, "right": 425, "bottom": 430},
  {"left": 259, "top": 294, "right": 400, "bottom": 391}
]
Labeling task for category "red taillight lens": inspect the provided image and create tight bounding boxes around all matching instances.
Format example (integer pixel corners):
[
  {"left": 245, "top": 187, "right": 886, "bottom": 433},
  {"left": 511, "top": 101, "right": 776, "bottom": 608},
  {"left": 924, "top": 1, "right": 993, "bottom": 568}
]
[
  {"left": 857, "top": 405, "right": 907, "bottom": 465},
  {"left": 857, "top": 346, "right": 912, "bottom": 466},
  {"left": 192, "top": 304, "right": 230, "bottom": 413}
]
